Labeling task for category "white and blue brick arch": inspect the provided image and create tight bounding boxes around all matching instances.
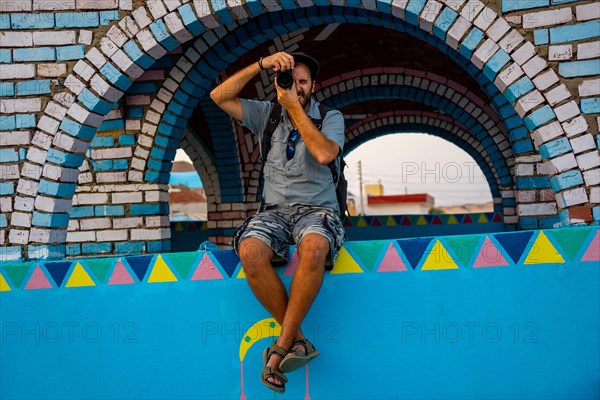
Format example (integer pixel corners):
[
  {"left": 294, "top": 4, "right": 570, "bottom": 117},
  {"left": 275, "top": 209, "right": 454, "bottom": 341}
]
[{"left": 0, "top": 0, "right": 597, "bottom": 261}]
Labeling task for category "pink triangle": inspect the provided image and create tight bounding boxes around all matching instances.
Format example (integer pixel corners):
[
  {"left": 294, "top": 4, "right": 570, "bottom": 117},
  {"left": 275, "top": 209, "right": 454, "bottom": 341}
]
[
  {"left": 191, "top": 254, "right": 224, "bottom": 280},
  {"left": 473, "top": 237, "right": 510, "bottom": 268},
  {"left": 284, "top": 249, "right": 300, "bottom": 276},
  {"left": 25, "top": 265, "right": 53, "bottom": 290},
  {"left": 377, "top": 243, "right": 408, "bottom": 272},
  {"left": 108, "top": 260, "right": 135, "bottom": 285},
  {"left": 581, "top": 231, "right": 600, "bottom": 262}
]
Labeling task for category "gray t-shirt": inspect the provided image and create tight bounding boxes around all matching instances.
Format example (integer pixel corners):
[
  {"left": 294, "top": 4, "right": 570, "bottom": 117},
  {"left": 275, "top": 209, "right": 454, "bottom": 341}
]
[{"left": 241, "top": 98, "right": 345, "bottom": 212}]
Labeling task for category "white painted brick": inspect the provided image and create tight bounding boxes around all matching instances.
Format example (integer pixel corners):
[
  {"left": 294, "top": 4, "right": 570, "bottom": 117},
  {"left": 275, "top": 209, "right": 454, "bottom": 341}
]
[
  {"left": 128, "top": 170, "right": 144, "bottom": 182},
  {"left": 548, "top": 45, "right": 572, "bottom": 61},
  {"left": 577, "top": 151, "right": 600, "bottom": 171},
  {"left": 38, "top": 63, "right": 67, "bottom": 77},
  {"left": 64, "top": 74, "right": 84, "bottom": 96},
  {"left": 120, "top": 0, "right": 133, "bottom": 10},
  {"left": 583, "top": 168, "right": 600, "bottom": 186},
  {"left": 97, "top": 229, "right": 128, "bottom": 242},
  {"left": 517, "top": 203, "right": 557, "bottom": 216},
  {"left": 164, "top": 11, "right": 194, "bottom": 43},
  {"left": 473, "top": 7, "right": 496, "bottom": 31},
  {"left": 78, "top": 172, "right": 93, "bottom": 184},
  {"left": 515, "top": 163, "right": 534, "bottom": 176},
  {"left": 562, "top": 116, "right": 588, "bottom": 137},
  {"left": 31, "top": 132, "right": 54, "bottom": 152},
  {"left": 125, "top": 119, "right": 140, "bottom": 130},
  {"left": 141, "top": 123, "right": 157, "bottom": 136},
  {"left": 0, "top": 131, "right": 31, "bottom": 146},
  {"left": 32, "top": 228, "right": 68, "bottom": 244},
  {"left": 134, "top": 146, "right": 150, "bottom": 160},
  {"left": 532, "top": 69, "right": 560, "bottom": 91},
  {"left": 91, "top": 148, "right": 132, "bottom": 160},
  {"left": 148, "top": 0, "right": 168, "bottom": 18},
  {"left": 11, "top": 212, "right": 32, "bottom": 228},
  {"left": 53, "top": 131, "right": 88, "bottom": 154},
  {"left": 132, "top": 6, "right": 153, "bottom": 28},
  {"left": 113, "top": 217, "right": 144, "bottom": 229},
  {"left": 130, "top": 157, "right": 146, "bottom": 170},
  {"left": 38, "top": 115, "right": 60, "bottom": 135},
  {"left": 164, "top": 0, "right": 181, "bottom": 11},
  {"left": 145, "top": 215, "right": 170, "bottom": 227},
  {"left": 0, "top": 32, "right": 32, "bottom": 47},
  {"left": 90, "top": 74, "right": 123, "bottom": 104},
  {"left": 523, "top": 8, "right": 572, "bottom": 29},
  {"left": 85, "top": 47, "right": 107, "bottom": 69},
  {"left": 33, "top": 0, "right": 75, "bottom": 10},
  {"left": 137, "top": 28, "right": 168, "bottom": 59},
  {"left": 33, "top": 31, "right": 76, "bottom": 46},
  {"left": 560, "top": 187, "right": 588, "bottom": 207},
  {"left": 131, "top": 228, "right": 169, "bottom": 241},
  {"left": 571, "top": 134, "right": 596, "bottom": 154},
  {"left": 35, "top": 196, "right": 72, "bottom": 213},
  {"left": 96, "top": 172, "right": 127, "bottom": 183},
  {"left": 522, "top": 56, "right": 547, "bottom": 78},
  {"left": 515, "top": 90, "right": 545, "bottom": 117},
  {"left": 555, "top": 100, "right": 579, "bottom": 123},
  {"left": 460, "top": 0, "right": 485, "bottom": 22},
  {"left": 73, "top": 60, "right": 95, "bottom": 81},
  {"left": 16, "top": 178, "right": 39, "bottom": 196},
  {"left": 0, "top": 98, "right": 41, "bottom": 114},
  {"left": 107, "top": 25, "right": 128, "bottom": 47},
  {"left": 79, "top": 30, "right": 93, "bottom": 45},
  {"left": 75, "top": 193, "right": 109, "bottom": 205},
  {"left": 498, "top": 29, "right": 524, "bottom": 54},
  {"left": 13, "top": 196, "right": 33, "bottom": 212},
  {"left": 471, "top": 38, "right": 498, "bottom": 69},
  {"left": 576, "top": 2, "right": 600, "bottom": 21},
  {"left": 100, "top": 37, "right": 119, "bottom": 57},
  {"left": 54, "top": 92, "right": 75, "bottom": 108},
  {"left": 112, "top": 49, "right": 144, "bottom": 78},
  {"left": 80, "top": 218, "right": 112, "bottom": 230},
  {"left": 577, "top": 41, "right": 600, "bottom": 61},
  {"left": 119, "top": 16, "right": 139, "bottom": 37},
  {"left": 43, "top": 164, "right": 79, "bottom": 183},
  {"left": 578, "top": 79, "right": 600, "bottom": 97},
  {"left": 515, "top": 154, "right": 542, "bottom": 163},
  {"left": 67, "top": 102, "right": 104, "bottom": 127},
  {"left": 0, "top": 64, "right": 35, "bottom": 79},
  {"left": 544, "top": 84, "right": 571, "bottom": 106},
  {"left": 8, "top": 229, "right": 29, "bottom": 245},
  {"left": 531, "top": 121, "right": 564, "bottom": 147},
  {"left": 419, "top": 0, "right": 443, "bottom": 33},
  {"left": 446, "top": 16, "right": 471, "bottom": 49},
  {"left": 76, "top": 0, "right": 118, "bottom": 9},
  {"left": 2, "top": 0, "right": 32, "bottom": 11},
  {"left": 26, "top": 147, "right": 48, "bottom": 165},
  {"left": 0, "top": 197, "right": 13, "bottom": 213},
  {"left": 150, "top": 99, "right": 166, "bottom": 113},
  {"left": 68, "top": 219, "right": 79, "bottom": 231},
  {"left": 226, "top": 0, "right": 248, "bottom": 19},
  {"left": 145, "top": 191, "right": 169, "bottom": 202},
  {"left": 112, "top": 192, "right": 143, "bottom": 203},
  {"left": 590, "top": 186, "right": 600, "bottom": 204},
  {"left": 512, "top": 42, "right": 536, "bottom": 65},
  {"left": 545, "top": 153, "right": 577, "bottom": 174},
  {"left": 486, "top": 18, "right": 510, "bottom": 42},
  {"left": 66, "top": 230, "right": 96, "bottom": 242}
]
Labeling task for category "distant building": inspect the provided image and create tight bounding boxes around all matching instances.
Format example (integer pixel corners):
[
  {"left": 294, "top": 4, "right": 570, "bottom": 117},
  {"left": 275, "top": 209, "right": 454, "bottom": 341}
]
[{"left": 362, "top": 183, "right": 434, "bottom": 215}]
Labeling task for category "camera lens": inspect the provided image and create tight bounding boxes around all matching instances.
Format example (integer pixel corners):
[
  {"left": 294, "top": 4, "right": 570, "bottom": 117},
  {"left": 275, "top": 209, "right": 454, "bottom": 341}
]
[{"left": 276, "top": 71, "right": 293, "bottom": 89}]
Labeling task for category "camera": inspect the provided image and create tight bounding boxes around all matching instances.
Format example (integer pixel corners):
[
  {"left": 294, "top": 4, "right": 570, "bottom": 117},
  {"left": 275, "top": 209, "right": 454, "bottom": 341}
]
[{"left": 276, "top": 70, "right": 293, "bottom": 89}]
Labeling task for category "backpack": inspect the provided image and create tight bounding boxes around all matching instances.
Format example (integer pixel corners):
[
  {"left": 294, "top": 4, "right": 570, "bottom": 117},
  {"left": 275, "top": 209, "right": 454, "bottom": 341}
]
[{"left": 258, "top": 103, "right": 348, "bottom": 218}]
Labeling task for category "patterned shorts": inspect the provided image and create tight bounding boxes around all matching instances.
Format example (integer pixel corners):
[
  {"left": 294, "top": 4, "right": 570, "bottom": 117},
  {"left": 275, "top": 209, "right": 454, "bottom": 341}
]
[{"left": 231, "top": 205, "right": 347, "bottom": 270}]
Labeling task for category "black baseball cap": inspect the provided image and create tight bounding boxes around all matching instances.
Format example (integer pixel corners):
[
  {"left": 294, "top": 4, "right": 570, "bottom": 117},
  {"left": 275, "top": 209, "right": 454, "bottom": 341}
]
[{"left": 291, "top": 52, "right": 319, "bottom": 79}]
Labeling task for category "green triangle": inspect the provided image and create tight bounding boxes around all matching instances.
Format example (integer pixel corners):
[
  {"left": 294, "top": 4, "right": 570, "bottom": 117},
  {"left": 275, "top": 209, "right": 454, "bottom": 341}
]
[
  {"left": 441, "top": 235, "right": 483, "bottom": 268},
  {"left": 1, "top": 263, "right": 32, "bottom": 289},
  {"left": 346, "top": 241, "right": 386, "bottom": 271},
  {"left": 84, "top": 258, "right": 116, "bottom": 284},
  {"left": 547, "top": 227, "right": 594, "bottom": 261},
  {"left": 166, "top": 252, "right": 202, "bottom": 280}
]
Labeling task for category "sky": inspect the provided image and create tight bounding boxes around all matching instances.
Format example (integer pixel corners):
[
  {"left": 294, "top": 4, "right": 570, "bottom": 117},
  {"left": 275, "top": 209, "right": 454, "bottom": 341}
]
[{"left": 175, "top": 133, "right": 493, "bottom": 207}]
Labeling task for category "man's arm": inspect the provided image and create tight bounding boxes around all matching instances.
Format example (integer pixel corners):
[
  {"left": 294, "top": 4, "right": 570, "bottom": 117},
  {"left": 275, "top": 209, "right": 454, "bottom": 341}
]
[{"left": 210, "top": 52, "right": 295, "bottom": 121}]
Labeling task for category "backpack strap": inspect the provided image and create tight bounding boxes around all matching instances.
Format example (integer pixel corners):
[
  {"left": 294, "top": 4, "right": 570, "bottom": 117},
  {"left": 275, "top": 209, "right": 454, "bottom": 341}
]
[{"left": 260, "top": 103, "right": 283, "bottom": 162}]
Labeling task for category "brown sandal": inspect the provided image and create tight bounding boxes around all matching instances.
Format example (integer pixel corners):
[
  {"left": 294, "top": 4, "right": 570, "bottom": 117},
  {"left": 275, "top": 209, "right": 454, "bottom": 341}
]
[
  {"left": 279, "top": 338, "right": 320, "bottom": 373},
  {"left": 260, "top": 342, "right": 289, "bottom": 393}
]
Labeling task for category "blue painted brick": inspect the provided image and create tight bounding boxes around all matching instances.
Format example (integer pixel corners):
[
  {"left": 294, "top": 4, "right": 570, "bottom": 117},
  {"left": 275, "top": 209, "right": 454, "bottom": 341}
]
[
  {"left": 13, "top": 47, "right": 55, "bottom": 62},
  {"left": 16, "top": 79, "right": 53, "bottom": 95},
  {"left": 509, "top": 127, "right": 529, "bottom": 142},
  {"left": 0, "top": 49, "right": 11, "bottom": 64},
  {"left": 505, "top": 76, "right": 534, "bottom": 103},
  {"left": 60, "top": 118, "right": 97, "bottom": 140},
  {"left": 147, "top": 240, "right": 170, "bottom": 252},
  {"left": 100, "top": 10, "right": 119, "bottom": 25},
  {"left": 55, "top": 12, "right": 99, "bottom": 28},
  {"left": 82, "top": 242, "right": 113, "bottom": 254},
  {"left": 405, "top": 0, "right": 427, "bottom": 26},
  {"left": 11, "top": 12, "right": 54, "bottom": 29},
  {"left": 596, "top": 134, "right": 600, "bottom": 150},
  {"left": 66, "top": 244, "right": 81, "bottom": 256},
  {"left": 178, "top": 3, "right": 204, "bottom": 36},
  {"left": 0, "top": 116, "right": 16, "bottom": 131},
  {"left": 116, "top": 241, "right": 145, "bottom": 254},
  {"left": 38, "top": 179, "right": 76, "bottom": 197},
  {"left": 127, "top": 82, "right": 157, "bottom": 94},
  {"left": 130, "top": 203, "right": 168, "bottom": 216},
  {"left": 123, "top": 40, "right": 154, "bottom": 69},
  {"left": 459, "top": 28, "right": 484, "bottom": 58},
  {"left": 559, "top": 209, "right": 571, "bottom": 226},
  {"left": 78, "top": 88, "right": 113, "bottom": 114},
  {"left": 28, "top": 245, "right": 65, "bottom": 260},
  {"left": 0, "top": 14, "right": 9, "bottom": 29},
  {"left": 90, "top": 159, "right": 113, "bottom": 171},
  {"left": 592, "top": 206, "right": 600, "bottom": 221},
  {"left": 114, "top": 159, "right": 128, "bottom": 170},
  {"left": 550, "top": 20, "right": 600, "bottom": 44},
  {"left": 0, "top": 149, "right": 19, "bottom": 163},
  {"left": 483, "top": 49, "right": 510, "bottom": 80},
  {"left": 513, "top": 140, "right": 534, "bottom": 154},
  {"left": 47, "top": 149, "right": 84, "bottom": 168},
  {"left": 119, "top": 134, "right": 136, "bottom": 146},
  {"left": 150, "top": 20, "right": 179, "bottom": 51},
  {"left": 0, "top": 214, "right": 8, "bottom": 228},
  {"left": 559, "top": 59, "right": 600, "bottom": 78},
  {"left": 502, "top": 0, "right": 549, "bottom": 12},
  {"left": 126, "top": 108, "right": 144, "bottom": 118},
  {"left": 581, "top": 98, "right": 600, "bottom": 114},
  {"left": 95, "top": 205, "right": 125, "bottom": 217},
  {"left": 516, "top": 176, "right": 551, "bottom": 189},
  {"left": 16, "top": 114, "right": 36, "bottom": 129},
  {"left": 539, "top": 136, "right": 572, "bottom": 159},
  {"left": 524, "top": 105, "right": 555, "bottom": 130},
  {"left": 56, "top": 45, "right": 85, "bottom": 61},
  {"left": 533, "top": 29, "right": 549, "bottom": 45},
  {"left": 519, "top": 217, "right": 538, "bottom": 230},
  {"left": 98, "top": 119, "right": 125, "bottom": 131},
  {"left": 433, "top": 7, "right": 458, "bottom": 40},
  {"left": 69, "top": 206, "right": 94, "bottom": 218},
  {"left": 0, "top": 182, "right": 14, "bottom": 195},
  {"left": 100, "top": 62, "right": 133, "bottom": 91},
  {"left": 32, "top": 212, "right": 70, "bottom": 228},
  {"left": 91, "top": 135, "right": 115, "bottom": 147},
  {"left": 550, "top": 170, "right": 584, "bottom": 192},
  {"left": 210, "top": 0, "right": 234, "bottom": 24},
  {"left": 539, "top": 217, "right": 561, "bottom": 229}
]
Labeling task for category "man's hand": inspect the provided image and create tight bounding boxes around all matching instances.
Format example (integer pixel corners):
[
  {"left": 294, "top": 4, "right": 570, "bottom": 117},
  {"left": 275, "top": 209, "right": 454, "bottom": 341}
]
[
  {"left": 261, "top": 52, "right": 294, "bottom": 71},
  {"left": 274, "top": 78, "right": 301, "bottom": 112}
]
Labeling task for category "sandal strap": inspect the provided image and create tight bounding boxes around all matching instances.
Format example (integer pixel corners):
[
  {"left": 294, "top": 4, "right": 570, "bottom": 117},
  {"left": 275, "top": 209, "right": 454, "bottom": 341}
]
[
  {"left": 269, "top": 342, "right": 289, "bottom": 359},
  {"left": 292, "top": 338, "right": 315, "bottom": 354},
  {"left": 263, "top": 367, "right": 288, "bottom": 383}
]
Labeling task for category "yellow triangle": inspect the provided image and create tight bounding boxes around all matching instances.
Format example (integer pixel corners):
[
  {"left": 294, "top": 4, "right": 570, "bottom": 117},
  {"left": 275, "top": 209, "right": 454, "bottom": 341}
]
[
  {"left": 421, "top": 240, "right": 459, "bottom": 270},
  {"left": 65, "top": 262, "right": 96, "bottom": 288},
  {"left": 448, "top": 215, "right": 458, "bottom": 224},
  {"left": 236, "top": 266, "right": 246, "bottom": 279},
  {"left": 386, "top": 216, "right": 396, "bottom": 226},
  {"left": 147, "top": 255, "right": 178, "bottom": 282},
  {"left": 175, "top": 223, "right": 184, "bottom": 231},
  {"left": 524, "top": 231, "right": 565, "bottom": 264},
  {"left": 357, "top": 217, "right": 368, "bottom": 227},
  {"left": 0, "top": 272, "right": 11, "bottom": 291},
  {"left": 478, "top": 214, "right": 488, "bottom": 223},
  {"left": 417, "top": 216, "right": 427, "bottom": 225},
  {"left": 331, "top": 247, "right": 363, "bottom": 274}
]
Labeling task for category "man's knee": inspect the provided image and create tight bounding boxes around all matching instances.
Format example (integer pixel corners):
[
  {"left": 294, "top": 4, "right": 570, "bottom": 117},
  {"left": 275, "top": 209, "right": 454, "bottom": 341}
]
[
  {"left": 238, "top": 238, "right": 273, "bottom": 275},
  {"left": 298, "top": 233, "right": 329, "bottom": 265}
]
